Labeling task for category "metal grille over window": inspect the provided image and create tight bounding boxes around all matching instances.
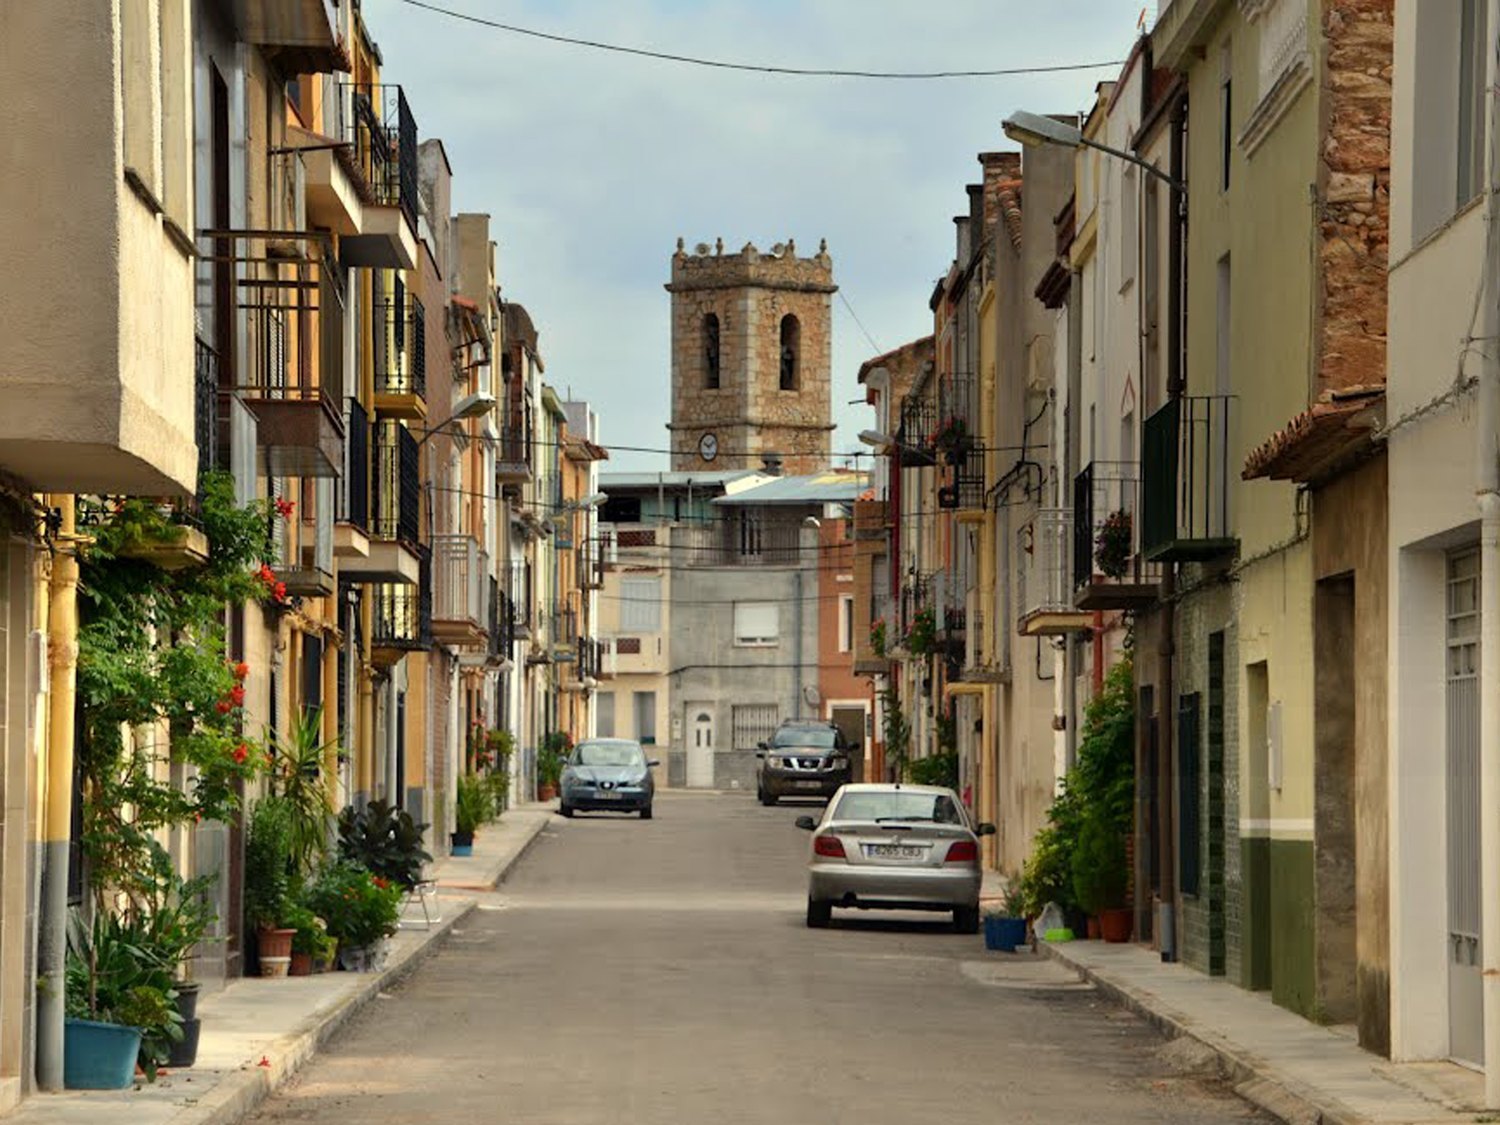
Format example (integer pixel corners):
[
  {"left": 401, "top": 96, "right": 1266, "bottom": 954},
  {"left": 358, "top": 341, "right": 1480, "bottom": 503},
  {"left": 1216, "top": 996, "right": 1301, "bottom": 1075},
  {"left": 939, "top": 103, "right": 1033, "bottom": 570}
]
[{"left": 732, "top": 704, "right": 779, "bottom": 750}]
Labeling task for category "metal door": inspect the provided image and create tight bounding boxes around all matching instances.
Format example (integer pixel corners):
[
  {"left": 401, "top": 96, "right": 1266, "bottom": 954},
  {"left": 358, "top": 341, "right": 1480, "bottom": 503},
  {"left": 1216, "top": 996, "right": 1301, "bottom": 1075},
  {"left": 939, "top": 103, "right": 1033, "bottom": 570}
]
[
  {"left": 830, "top": 707, "right": 867, "bottom": 783},
  {"left": 687, "top": 708, "right": 715, "bottom": 788},
  {"left": 1447, "top": 548, "right": 1483, "bottom": 1066}
]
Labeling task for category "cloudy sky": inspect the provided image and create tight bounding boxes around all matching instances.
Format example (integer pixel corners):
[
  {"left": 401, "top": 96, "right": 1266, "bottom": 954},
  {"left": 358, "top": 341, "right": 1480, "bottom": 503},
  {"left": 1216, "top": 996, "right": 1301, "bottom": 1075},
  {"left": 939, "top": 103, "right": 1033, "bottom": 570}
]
[{"left": 364, "top": 0, "right": 1146, "bottom": 472}]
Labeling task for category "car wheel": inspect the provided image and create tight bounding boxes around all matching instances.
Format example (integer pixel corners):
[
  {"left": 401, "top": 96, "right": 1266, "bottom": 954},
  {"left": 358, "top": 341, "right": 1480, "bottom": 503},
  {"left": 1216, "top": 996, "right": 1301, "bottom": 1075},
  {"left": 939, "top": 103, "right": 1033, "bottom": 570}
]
[
  {"left": 806, "top": 897, "right": 832, "bottom": 929},
  {"left": 559, "top": 803, "right": 574, "bottom": 818},
  {"left": 640, "top": 804, "right": 653, "bottom": 820},
  {"left": 953, "top": 905, "right": 980, "bottom": 934},
  {"left": 760, "top": 790, "right": 778, "bottom": 807}
]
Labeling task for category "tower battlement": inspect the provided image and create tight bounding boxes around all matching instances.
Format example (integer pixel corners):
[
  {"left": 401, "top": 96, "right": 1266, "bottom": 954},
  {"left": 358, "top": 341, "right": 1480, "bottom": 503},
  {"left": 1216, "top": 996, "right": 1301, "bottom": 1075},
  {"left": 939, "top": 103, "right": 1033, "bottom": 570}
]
[{"left": 668, "top": 238, "right": 837, "bottom": 296}]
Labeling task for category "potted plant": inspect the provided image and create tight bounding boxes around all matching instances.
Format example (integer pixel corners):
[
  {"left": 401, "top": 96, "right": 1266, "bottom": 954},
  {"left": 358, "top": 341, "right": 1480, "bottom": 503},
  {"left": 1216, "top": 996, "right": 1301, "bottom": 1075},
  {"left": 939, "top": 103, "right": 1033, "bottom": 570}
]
[
  {"left": 284, "top": 899, "right": 336, "bottom": 976},
  {"left": 536, "top": 732, "right": 569, "bottom": 802},
  {"left": 244, "top": 797, "right": 297, "bottom": 977},
  {"left": 983, "top": 886, "right": 1030, "bottom": 953},
  {"left": 306, "top": 862, "right": 404, "bottom": 972},
  {"left": 64, "top": 911, "right": 182, "bottom": 1087},
  {"left": 905, "top": 607, "right": 937, "bottom": 656},
  {"left": 1094, "top": 509, "right": 1133, "bottom": 580},
  {"left": 142, "top": 874, "right": 216, "bottom": 1068},
  {"left": 452, "top": 774, "right": 489, "bottom": 856},
  {"left": 930, "top": 415, "right": 973, "bottom": 460},
  {"left": 337, "top": 799, "right": 432, "bottom": 889},
  {"left": 870, "top": 617, "right": 887, "bottom": 659}
]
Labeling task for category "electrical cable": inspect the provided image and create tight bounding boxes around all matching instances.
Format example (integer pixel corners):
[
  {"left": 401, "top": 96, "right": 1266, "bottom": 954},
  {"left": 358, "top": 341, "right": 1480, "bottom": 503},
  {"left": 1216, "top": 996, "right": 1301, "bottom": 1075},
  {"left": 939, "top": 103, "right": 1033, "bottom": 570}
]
[{"left": 392, "top": 0, "right": 1125, "bottom": 81}]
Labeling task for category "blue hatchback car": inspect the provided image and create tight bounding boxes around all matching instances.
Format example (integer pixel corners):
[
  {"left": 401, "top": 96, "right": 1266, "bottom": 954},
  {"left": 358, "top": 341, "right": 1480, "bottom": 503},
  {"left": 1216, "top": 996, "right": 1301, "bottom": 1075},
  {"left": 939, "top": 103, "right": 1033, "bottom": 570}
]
[{"left": 559, "top": 739, "right": 659, "bottom": 819}]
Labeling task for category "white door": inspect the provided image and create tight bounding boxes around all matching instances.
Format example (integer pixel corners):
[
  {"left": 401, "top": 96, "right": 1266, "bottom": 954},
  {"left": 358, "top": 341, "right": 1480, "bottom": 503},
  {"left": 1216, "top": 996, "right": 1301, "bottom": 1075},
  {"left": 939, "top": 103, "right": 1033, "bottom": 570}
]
[
  {"left": 1447, "top": 548, "right": 1483, "bottom": 1065},
  {"left": 687, "top": 708, "right": 715, "bottom": 788}
]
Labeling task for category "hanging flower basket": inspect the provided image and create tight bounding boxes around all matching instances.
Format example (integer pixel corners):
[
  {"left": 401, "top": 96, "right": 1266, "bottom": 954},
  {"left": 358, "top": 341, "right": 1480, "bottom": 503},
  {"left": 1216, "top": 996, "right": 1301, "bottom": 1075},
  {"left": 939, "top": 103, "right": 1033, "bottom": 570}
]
[
  {"left": 930, "top": 416, "right": 973, "bottom": 459},
  {"left": 870, "top": 618, "right": 887, "bottom": 659},
  {"left": 1094, "top": 509, "right": 1133, "bottom": 580},
  {"left": 905, "top": 608, "right": 937, "bottom": 657}
]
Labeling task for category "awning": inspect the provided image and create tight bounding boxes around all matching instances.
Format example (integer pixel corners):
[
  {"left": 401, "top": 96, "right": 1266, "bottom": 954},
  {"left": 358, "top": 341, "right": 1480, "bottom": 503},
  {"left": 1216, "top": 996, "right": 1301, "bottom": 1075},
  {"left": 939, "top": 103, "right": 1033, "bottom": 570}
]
[{"left": 1242, "top": 387, "right": 1384, "bottom": 484}]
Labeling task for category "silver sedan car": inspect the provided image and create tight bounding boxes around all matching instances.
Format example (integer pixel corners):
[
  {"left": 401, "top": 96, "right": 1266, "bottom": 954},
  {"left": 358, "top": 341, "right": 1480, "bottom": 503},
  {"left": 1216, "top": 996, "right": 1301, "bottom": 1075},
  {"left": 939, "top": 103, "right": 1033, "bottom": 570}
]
[{"left": 796, "top": 783, "right": 995, "bottom": 932}]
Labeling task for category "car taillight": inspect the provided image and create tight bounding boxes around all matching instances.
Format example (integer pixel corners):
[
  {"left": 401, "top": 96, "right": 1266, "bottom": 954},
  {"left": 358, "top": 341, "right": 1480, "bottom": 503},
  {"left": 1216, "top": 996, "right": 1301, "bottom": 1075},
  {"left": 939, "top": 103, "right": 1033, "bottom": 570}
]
[
  {"left": 945, "top": 840, "right": 978, "bottom": 863},
  {"left": 814, "top": 834, "right": 846, "bottom": 858}
]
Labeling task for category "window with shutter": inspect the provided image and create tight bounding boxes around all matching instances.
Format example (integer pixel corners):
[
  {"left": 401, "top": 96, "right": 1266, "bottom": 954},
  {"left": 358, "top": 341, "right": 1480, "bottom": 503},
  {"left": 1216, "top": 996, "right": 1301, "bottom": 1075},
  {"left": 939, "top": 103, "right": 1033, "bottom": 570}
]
[
  {"left": 619, "top": 577, "right": 661, "bottom": 632},
  {"left": 733, "top": 602, "right": 779, "bottom": 647}
]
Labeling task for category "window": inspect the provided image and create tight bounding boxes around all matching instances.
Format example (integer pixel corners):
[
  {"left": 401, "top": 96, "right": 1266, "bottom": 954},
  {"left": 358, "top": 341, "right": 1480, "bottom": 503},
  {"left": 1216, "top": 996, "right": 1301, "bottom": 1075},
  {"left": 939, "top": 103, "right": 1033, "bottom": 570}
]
[
  {"left": 633, "top": 692, "right": 657, "bottom": 745},
  {"left": 838, "top": 594, "right": 854, "bottom": 653},
  {"left": 596, "top": 692, "right": 615, "bottom": 737},
  {"left": 732, "top": 704, "right": 779, "bottom": 750},
  {"left": 1120, "top": 165, "right": 1138, "bottom": 291},
  {"left": 704, "top": 313, "right": 721, "bottom": 389},
  {"left": 619, "top": 577, "right": 661, "bottom": 632},
  {"left": 1220, "top": 44, "right": 1233, "bottom": 192},
  {"left": 1458, "top": 0, "right": 1487, "bottom": 208},
  {"left": 734, "top": 601, "right": 779, "bottom": 646},
  {"left": 601, "top": 495, "right": 641, "bottom": 524},
  {"left": 576, "top": 741, "right": 646, "bottom": 767},
  {"left": 779, "top": 315, "right": 800, "bottom": 391}
]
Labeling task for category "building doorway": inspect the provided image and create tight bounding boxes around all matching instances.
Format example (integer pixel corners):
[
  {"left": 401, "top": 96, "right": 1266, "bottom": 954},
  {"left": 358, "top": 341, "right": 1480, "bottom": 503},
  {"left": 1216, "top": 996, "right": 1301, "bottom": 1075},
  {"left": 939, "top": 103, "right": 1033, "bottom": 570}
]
[
  {"left": 829, "top": 705, "right": 867, "bottom": 783},
  {"left": 1446, "top": 548, "right": 1482, "bottom": 1066},
  {"left": 686, "top": 705, "right": 714, "bottom": 788}
]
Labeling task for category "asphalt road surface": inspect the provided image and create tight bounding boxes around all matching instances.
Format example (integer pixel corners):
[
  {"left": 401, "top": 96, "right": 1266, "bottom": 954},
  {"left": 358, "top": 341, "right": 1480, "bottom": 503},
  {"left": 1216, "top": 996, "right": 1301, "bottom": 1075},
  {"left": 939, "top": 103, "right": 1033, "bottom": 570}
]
[{"left": 248, "top": 792, "right": 1267, "bottom": 1124}]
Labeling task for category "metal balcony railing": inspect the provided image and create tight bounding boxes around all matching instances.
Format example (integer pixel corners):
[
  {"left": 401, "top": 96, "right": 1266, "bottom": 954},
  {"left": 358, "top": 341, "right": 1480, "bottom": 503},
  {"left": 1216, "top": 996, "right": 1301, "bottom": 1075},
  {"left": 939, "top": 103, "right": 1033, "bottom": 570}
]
[
  {"left": 1072, "top": 461, "right": 1162, "bottom": 608},
  {"left": 195, "top": 337, "right": 219, "bottom": 482},
  {"left": 371, "top": 421, "right": 420, "bottom": 545},
  {"left": 551, "top": 607, "right": 578, "bottom": 651},
  {"left": 373, "top": 289, "right": 426, "bottom": 400},
  {"left": 1141, "top": 395, "right": 1237, "bottom": 562},
  {"left": 1017, "top": 508, "right": 1080, "bottom": 631},
  {"left": 897, "top": 393, "right": 938, "bottom": 465},
  {"left": 496, "top": 414, "right": 534, "bottom": 482},
  {"left": 506, "top": 562, "right": 533, "bottom": 632},
  {"left": 339, "top": 397, "right": 369, "bottom": 531},
  {"left": 334, "top": 82, "right": 418, "bottom": 235},
  {"left": 432, "top": 534, "right": 487, "bottom": 631},
  {"left": 371, "top": 546, "right": 432, "bottom": 652}
]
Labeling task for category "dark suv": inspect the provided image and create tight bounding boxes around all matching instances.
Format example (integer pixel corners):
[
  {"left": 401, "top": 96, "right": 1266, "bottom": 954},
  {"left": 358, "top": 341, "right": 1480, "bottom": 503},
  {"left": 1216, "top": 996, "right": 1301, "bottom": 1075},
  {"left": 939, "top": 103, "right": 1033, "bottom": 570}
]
[{"left": 755, "top": 720, "right": 852, "bottom": 805}]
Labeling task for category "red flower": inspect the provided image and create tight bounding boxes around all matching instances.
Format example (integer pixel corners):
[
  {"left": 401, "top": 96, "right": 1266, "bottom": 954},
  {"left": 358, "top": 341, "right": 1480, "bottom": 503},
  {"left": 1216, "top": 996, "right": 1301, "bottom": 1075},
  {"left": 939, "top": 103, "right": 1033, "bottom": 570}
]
[
  {"left": 372, "top": 876, "right": 390, "bottom": 890},
  {"left": 272, "top": 581, "right": 287, "bottom": 602},
  {"left": 232, "top": 744, "right": 248, "bottom": 765},
  {"left": 234, "top": 662, "right": 250, "bottom": 680},
  {"left": 229, "top": 685, "right": 246, "bottom": 706},
  {"left": 257, "top": 563, "right": 276, "bottom": 584},
  {"left": 274, "top": 497, "right": 295, "bottom": 519},
  {"left": 215, "top": 700, "right": 233, "bottom": 715}
]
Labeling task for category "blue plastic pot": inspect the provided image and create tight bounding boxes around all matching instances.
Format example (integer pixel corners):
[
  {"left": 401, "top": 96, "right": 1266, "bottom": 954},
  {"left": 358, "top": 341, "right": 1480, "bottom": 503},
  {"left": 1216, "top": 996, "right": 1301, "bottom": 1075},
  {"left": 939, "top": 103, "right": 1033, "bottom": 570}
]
[
  {"left": 64, "top": 1017, "right": 142, "bottom": 1089},
  {"left": 451, "top": 831, "right": 474, "bottom": 858},
  {"left": 984, "top": 915, "right": 1029, "bottom": 952}
]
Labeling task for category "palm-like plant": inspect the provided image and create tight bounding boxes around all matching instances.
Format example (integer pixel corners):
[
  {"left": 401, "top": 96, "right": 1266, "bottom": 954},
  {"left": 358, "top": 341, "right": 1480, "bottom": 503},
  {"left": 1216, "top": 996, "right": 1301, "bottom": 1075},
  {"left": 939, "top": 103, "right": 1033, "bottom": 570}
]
[{"left": 268, "top": 707, "right": 336, "bottom": 876}]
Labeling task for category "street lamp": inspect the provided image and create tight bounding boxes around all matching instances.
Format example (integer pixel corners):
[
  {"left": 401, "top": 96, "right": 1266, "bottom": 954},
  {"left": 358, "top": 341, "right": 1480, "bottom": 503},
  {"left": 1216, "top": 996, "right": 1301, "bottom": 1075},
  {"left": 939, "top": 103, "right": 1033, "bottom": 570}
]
[
  {"left": 1002, "top": 110, "right": 1186, "bottom": 192},
  {"left": 859, "top": 429, "right": 893, "bottom": 450},
  {"left": 415, "top": 391, "right": 498, "bottom": 446}
]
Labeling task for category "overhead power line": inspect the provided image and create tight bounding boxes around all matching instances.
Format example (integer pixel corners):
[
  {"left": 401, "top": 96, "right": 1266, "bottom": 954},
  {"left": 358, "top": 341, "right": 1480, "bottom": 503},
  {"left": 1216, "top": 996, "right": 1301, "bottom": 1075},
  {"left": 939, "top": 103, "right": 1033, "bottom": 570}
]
[{"left": 393, "top": 0, "right": 1125, "bottom": 80}]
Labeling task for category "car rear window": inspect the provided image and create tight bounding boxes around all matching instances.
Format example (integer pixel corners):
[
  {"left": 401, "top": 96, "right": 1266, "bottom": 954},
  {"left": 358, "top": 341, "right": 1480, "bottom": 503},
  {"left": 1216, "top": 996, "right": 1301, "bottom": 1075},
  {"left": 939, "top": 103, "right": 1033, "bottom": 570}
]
[
  {"left": 772, "top": 728, "right": 838, "bottom": 749},
  {"left": 833, "top": 791, "right": 963, "bottom": 824}
]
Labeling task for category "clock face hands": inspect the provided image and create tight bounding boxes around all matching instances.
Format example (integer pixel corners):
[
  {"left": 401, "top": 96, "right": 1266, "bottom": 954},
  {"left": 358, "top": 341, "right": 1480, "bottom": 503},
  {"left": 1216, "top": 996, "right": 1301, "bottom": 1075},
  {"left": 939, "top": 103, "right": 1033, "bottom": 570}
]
[{"left": 699, "top": 433, "right": 719, "bottom": 462}]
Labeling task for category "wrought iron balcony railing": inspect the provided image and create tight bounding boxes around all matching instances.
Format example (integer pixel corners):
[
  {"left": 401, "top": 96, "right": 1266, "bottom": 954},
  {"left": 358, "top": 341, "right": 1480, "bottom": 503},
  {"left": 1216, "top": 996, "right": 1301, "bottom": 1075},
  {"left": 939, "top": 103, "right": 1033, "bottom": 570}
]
[
  {"left": 1072, "top": 461, "right": 1161, "bottom": 610},
  {"left": 371, "top": 420, "right": 420, "bottom": 545},
  {"left": 195, "top": 337, "right": 219, "bottom": 482},
  {"left": 371, "top": 545, "right": 432, "bottom": 653},
  {"left": 373, "top": 289, "right": 426, "bottom": 401},
  {"left": 1141, "top": 395, "right": 1238, "bottom": 562},
  {"left": 431, "top": 534, "right": 488, "bottom": 637},
  {"left": 897, "top": 393, "right": 938, "bottom": 466},
  {"left": 506, "top": 562, "right": 533, "bottom": 633},
  {"left": 1017, "top": 508, "right": 1089, "bottom": 636},
  {"left": 333, "top": 83, "right": 418, "bottom": 235}
]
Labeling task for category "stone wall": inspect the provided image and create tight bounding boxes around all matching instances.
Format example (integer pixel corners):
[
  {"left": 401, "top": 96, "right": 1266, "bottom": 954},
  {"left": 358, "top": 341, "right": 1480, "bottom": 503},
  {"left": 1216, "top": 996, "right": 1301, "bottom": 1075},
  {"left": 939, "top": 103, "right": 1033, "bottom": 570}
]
[
  {"left": 1318, "top": 0, "right": 1393, "bottom": 393},
  {"left": 667, "top": 241, "right": 836, "bottom": 475}
]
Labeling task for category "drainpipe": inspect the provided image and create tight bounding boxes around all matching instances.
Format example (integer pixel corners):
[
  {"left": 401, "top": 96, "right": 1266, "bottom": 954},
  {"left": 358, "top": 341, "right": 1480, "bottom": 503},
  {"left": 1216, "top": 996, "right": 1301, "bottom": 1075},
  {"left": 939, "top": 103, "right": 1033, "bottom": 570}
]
[
  {"left": 1478, "top": 3, "right": 1500, "bottom": 1105},
  {"left": 1156, "top": 90, "right": 1188, "bottom": 963},
  {"left": 36, "top": 495, "right": 80, "bottom": 1090},
  {"left": 793, "top": 568, "right": 804, "bottom": 719}
]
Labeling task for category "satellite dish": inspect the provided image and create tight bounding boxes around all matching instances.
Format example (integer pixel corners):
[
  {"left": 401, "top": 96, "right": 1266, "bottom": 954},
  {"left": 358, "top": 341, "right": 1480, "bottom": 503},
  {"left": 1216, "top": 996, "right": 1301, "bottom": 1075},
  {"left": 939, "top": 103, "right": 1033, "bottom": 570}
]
[
  {"left": 771, "top": 242, "right": 787, "bottom": 256},
  {"left": 803, "top": 684, "right": 822, "bottom": 707},
  {"left": 694, "top": 242, "right": 711, "bottom": 255}
]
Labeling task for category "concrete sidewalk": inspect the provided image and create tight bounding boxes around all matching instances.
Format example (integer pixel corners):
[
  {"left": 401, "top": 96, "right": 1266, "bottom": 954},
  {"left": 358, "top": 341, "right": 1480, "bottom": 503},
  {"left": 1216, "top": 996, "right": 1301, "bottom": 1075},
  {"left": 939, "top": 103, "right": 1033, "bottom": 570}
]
[
  {"left": 8, "top": 806, "right": 553, "bottom": 1125},
  {"left": 1037, "top": 937, "right": 1485, "bottom": 1125}
]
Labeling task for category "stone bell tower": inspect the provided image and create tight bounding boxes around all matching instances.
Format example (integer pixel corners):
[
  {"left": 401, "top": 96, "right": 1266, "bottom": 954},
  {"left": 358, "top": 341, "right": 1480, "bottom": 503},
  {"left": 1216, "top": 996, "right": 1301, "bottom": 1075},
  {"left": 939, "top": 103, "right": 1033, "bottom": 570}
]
[{"left": 666, "top": 238, "right": 836, "bottom": 476}]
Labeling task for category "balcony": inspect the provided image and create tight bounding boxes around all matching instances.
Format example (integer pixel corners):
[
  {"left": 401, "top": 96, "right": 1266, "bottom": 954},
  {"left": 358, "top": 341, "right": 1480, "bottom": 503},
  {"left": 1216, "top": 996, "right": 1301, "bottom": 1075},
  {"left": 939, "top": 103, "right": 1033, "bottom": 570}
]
[
  {"left": 278, "top": 479, "right": 335, "bottom": 597},
  {"left": 598, "top": 640, "right": 617, "bottom": 680},
  {"left": 579, "top": 540, "right": 605, "bottom": 590},
  {"left": 1141, "top": 396, "right": 1238, "bottom": 563},
  {"left": 335, "top": 397, "right": 370, "bottom": 559},
  {"left": 1072, "top": 462, "right": 1162, "bottom": 611},
  {"left": 670, "top": 519, "right": 806, "bottom": 568},
  {"left": 373, "top": 289, "right": 427, "bottom": 420},
  {"left": 853, "top": 499, "right": 889, "bottom": 544},
  {"left": 855, "top": 590, "right": 892, "bottom": 675},
  {"left": 217, "top": 0, "right": 346, "bottom": 73},
  {"left": 496, "top": 418, "right": 534, "bottom": 486},
  {"left": 334, "top": 83, "right": 418, "bottom": 270},
  {"left": 896, "top": 393, "right": 938, "bottom": 468},
  {"left": 431, "top": 534, "right": 489, "bottom": 647},
  {"left": 195, "top": 337, "right": 219, "bottom": 483},
  {"left": 371, "top": 546, "right": 432, "bottom": 667},
  {"left": 507, "top": 562, "right": 534, "bottom": 641},
  {"left": 550, "top": 607, "right": 579, "bottom": 656},
  {"left": 1017, "top": 509, "right": 1090, "bottom": 636},
  {"left": 221, "top": 231, "right": 345, "bottom": 478},
  {"left": 292, "top": 135, "right": 362, "bottom": 238},
  {"left": 339, "top": 420, "right": 421, "bottom": 585}
]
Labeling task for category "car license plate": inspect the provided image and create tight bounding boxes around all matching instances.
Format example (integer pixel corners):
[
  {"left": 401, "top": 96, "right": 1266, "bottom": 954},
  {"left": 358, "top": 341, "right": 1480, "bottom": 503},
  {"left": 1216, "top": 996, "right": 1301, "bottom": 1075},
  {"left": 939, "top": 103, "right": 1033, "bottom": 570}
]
[
  {"left": 865, "top": 844, "right": 925, "bottom": 860},
  {"left": 793, "top": 780, "right": 823, "bottom": 790},
  {"left": 595, "top": 790, "right": 621, "bottom": 800}
]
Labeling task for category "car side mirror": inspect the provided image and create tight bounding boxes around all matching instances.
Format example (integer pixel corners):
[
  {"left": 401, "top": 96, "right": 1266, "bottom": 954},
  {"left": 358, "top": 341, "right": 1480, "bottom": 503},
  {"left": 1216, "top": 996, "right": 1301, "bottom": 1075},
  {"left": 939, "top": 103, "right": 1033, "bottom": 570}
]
[
  {"left": 755, "top": 750, "right": 766, "bottom": 759},
  {"left": 647, "top": 759, "right": 661, "bottom": 768},
  {"left": 757, "top": 741, "right": 769, "bottom": 751},
  {"left": 975, "top": 822, "right": 997, "bottom": 837},
  {"left": 794, "top": 816, "right": 818, "bottom": 831}
]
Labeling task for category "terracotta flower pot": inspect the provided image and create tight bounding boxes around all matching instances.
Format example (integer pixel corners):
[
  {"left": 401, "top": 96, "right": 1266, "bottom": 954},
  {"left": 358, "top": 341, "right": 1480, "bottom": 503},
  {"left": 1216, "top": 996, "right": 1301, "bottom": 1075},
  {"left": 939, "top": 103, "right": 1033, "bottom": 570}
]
[
  {"left": 1085, "top": 915, "right": 1102, "bottom": 940},
  {"left": 1099, "top": 907, "right": 1133, "bottom": 944},
  {"left": 539, "top": 783, "right": 558, "bottom": 802},
  {"left": 289, "top": 951, "right": 313, "bottom": 977},
  {"left": 257, "top": 928, "right": 296, "bottom": 977}
]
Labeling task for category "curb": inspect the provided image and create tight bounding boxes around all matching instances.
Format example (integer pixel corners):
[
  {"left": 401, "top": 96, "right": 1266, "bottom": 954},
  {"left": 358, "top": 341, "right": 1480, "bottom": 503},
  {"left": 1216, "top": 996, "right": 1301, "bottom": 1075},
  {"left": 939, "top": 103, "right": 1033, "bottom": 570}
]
[
  {"left": 176, "top": 899, "right": 477, "bottom": 1125},
  {"left": 1038, "top": 942, "right": 1365, "bottom": 1125},
  {"left": 436, "top": 811, "right": 552, "bottom": 893}
]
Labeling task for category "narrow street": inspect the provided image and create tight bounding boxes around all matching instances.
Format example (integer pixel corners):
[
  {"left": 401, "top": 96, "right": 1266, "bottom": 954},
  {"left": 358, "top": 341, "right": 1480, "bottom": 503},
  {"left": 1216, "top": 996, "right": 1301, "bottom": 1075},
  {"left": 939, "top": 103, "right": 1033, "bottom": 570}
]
[{"left": 248, "top": 794, "right": 1264, "bottom": 1124}]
